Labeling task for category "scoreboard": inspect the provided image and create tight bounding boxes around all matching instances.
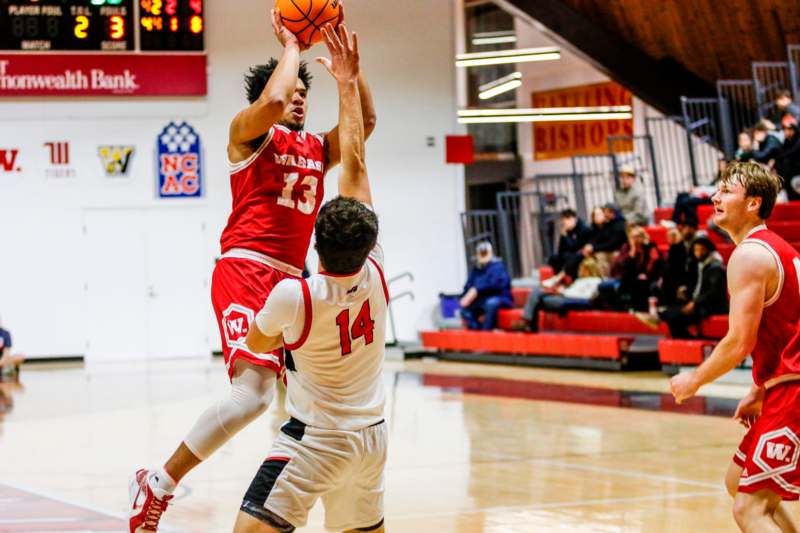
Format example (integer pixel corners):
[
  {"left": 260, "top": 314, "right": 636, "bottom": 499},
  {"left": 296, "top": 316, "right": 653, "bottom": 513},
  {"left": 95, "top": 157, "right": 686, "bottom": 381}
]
[{"left": 0, "top": 0, "right": 204, "bottom": 52}]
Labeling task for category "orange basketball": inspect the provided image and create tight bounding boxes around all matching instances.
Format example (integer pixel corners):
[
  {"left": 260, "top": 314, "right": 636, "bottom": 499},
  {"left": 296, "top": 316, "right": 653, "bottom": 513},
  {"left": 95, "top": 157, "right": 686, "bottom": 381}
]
[{"left": 275, "top": 0, "right": 341, "bottom": 48}]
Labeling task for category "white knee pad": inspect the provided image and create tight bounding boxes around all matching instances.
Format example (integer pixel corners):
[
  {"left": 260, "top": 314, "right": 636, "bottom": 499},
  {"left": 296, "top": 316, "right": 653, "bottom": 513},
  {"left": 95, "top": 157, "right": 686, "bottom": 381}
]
[{"left": 184, "top": 369, "right": 276, "bottom": 460}]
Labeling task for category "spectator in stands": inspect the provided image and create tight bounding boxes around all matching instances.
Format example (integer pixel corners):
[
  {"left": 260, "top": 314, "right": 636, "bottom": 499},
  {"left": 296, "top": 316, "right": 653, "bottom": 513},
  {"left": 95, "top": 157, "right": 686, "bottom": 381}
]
[
  {"left": 0, "top": 319, "right": 23, "bottom": 381},
  {"left": 735, "top": 130, "right": 754, "bottom": 161},
  {"left": 514, "top": 259, "right": 603, "bottom": 332},
  {"left": 614, "top": 165, "right": 648, "bottom": 225},
  {"left": 459, "top": 242, "right": 513, "bottom": 331},
  {"left": 775, "top": 119, "right": 800, "bottom": 200},
  {"left": 765, "top": 89, "right": 800, "bottom": 133},
  {"left": 580, "top": 203, "right": 627, "bottom": 278},
  {"left": 548, "top": 208, "right": 592, "bottom": 276},
  {"left": 738, "top": 120, "right": 782, "bottom": 164},
  {"left": 658, "top": 235, "right": 728, "bottom": 339},
  {"left": 596, "top": 223, "right": 663, "bottom": 311},
  {"left": 656, "top": 219, "right": 700, "bottom": 306},
  {"left": 545, "top": 206, "right": 606, "bottom": 288}
]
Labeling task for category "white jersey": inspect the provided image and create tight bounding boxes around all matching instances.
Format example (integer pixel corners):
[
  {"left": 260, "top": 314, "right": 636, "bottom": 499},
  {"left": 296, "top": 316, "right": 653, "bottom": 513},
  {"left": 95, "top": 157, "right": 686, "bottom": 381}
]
[{"left": 255, "top": 245, "right": 388, "bottom": 431}]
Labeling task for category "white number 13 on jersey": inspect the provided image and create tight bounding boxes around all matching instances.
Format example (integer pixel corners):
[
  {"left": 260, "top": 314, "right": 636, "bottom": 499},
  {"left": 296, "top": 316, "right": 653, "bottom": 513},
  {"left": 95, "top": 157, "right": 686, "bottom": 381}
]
[{"left": 278, "top": 172, "right": 318, "bottom": 215}]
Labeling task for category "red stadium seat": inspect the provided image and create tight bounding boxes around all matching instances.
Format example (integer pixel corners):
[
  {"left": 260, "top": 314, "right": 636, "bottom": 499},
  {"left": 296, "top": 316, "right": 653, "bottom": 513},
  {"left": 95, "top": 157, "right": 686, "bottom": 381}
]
[
  {"left": 645, "top": 226, "right": 668, "bottom": 245},
  {"left": 539, "top": 266, "right": 555, "bottom": 281},
  {"left": 420, "top": 329, "right": 631, "bottom": 360},
  {"left": 538, "top": 310, "right": 669, "bottom": 336},
  {"left": 699, "top": 315, "right": 728, "bottom": 339},
  {"left": 497, "top": 309, "right": 523, "bottom": 330},
  {"left": 512, "top": 287, "right": 531, "bottom": 308},
  {"left": 658, "top": 339, "right": 714, "bottom": 365},
  {"left": 652, "top": 202, "right": 800, "bottom": 226}
]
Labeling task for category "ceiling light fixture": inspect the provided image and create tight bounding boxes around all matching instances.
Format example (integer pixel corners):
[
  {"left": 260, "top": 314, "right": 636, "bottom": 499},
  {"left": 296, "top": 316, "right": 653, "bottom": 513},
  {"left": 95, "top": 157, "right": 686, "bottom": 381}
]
[
  {"left": 478, "top": 72, "right": 523, "bottom": 100},
  {"left": 455, "top": 47, "right": 560, "bottom": 67},
  {"left": 457, "top": 106, "right": 633, "bottom": 124},
  {"left": 471, "top": 31, "right": 517, "bottom": 46}
]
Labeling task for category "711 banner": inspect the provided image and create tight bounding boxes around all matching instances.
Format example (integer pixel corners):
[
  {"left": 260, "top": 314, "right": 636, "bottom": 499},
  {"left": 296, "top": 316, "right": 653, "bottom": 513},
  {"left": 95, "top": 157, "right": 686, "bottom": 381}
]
[{"left": 157, "top": 121, "right": 203, "bottom": 199}]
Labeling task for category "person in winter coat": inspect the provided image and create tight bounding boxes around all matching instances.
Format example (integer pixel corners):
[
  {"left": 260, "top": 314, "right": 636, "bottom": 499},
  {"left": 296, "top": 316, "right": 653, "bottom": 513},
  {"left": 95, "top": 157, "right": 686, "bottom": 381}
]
[
  {"left": 459, "top": 242, "right": 513, "bottom": 331},
  {"left": 548, "top": 208, "right": 592, "bottom": 276}
]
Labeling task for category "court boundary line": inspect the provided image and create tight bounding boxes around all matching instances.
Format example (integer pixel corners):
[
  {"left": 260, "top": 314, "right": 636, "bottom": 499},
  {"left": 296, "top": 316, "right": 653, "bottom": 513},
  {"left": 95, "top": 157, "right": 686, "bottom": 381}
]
[
  {"left": 305, "top": 490, "right": 726, "bottom": 525},
  {"left": 1, "top": 479, "right": 125, "bottom": 518},
  {"left": 524, "top": 457, "right": 724, "bottom": 489},
  {"left": 387, "top": 455, "right": 725, "bottom": 490},
  {"left": 0, "top": 479, "right": 160, "bottom": 529}
]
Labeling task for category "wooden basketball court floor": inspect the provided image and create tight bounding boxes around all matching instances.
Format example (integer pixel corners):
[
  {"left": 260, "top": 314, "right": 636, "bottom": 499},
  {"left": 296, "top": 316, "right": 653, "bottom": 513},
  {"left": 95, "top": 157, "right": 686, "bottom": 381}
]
[{"left": 0, "top": 356, "right": 788, "bottom": 532}]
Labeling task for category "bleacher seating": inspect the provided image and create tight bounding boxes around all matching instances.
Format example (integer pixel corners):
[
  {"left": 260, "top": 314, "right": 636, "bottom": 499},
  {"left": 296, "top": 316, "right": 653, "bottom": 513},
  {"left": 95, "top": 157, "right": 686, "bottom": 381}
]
[
  {"left": 420, "top": 330, "right": 633, "bottom": 362},
  {"left": 423, "top": 202, "right": 800, "bottom": 371},
  {"left": 654, "top": 203, "right": 800, "bottom": 225}
]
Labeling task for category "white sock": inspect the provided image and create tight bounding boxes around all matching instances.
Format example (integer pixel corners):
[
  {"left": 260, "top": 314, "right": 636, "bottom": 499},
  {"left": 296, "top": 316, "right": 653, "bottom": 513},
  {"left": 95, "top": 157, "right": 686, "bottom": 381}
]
[{"left": 150, "top": 468, "right": 177, "bottom": 494}]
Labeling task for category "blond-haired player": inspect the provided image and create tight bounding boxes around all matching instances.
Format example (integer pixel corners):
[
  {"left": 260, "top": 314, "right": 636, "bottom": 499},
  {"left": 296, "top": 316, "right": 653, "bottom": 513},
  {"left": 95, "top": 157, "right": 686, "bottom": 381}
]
[{"left": 671, "top": 162, "right": 800, "bottom": 531}]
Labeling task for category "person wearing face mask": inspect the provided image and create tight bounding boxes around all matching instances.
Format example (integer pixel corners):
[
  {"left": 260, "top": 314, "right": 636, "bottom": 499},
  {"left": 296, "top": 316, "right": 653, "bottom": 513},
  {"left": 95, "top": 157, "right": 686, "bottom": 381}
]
[{"left": 459, "top": 242, "right": 513, "bottom": 331}]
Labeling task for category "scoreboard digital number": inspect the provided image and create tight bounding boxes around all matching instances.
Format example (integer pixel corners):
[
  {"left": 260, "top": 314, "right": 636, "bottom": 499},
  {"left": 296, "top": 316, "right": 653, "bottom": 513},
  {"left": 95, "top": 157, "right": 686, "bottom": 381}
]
[
  {"left": 0, "top": 0, "right": 204, "bottom": 52},
  {"left": 140, "top": 0, "right": 203, "bottom": 52}
]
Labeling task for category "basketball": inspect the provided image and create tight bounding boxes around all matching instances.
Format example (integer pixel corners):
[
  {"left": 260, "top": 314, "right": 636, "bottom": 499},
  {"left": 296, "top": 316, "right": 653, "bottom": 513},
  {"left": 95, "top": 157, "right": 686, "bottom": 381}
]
[{"left": 275, "top": 0, "right": 342, "bottom": 47}]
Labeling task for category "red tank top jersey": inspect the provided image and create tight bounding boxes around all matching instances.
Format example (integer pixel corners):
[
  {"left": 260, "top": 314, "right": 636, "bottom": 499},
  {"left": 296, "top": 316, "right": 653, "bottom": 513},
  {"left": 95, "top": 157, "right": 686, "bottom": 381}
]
[
  {"left": 743, "top": 226, "right": 800, "bottom": 387},
  {"left": 220, "top": 125, "right": 326, "bottom": 270}
]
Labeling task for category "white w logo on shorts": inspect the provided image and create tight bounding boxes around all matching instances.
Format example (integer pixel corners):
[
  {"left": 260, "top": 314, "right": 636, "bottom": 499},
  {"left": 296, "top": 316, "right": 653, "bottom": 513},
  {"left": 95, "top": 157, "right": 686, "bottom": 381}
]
[
  {"left": 227, "top": 318, "right": 245, "bottom": 336},
  {"left": 766, "top": 442, "right": 793, "bottom": 462}
]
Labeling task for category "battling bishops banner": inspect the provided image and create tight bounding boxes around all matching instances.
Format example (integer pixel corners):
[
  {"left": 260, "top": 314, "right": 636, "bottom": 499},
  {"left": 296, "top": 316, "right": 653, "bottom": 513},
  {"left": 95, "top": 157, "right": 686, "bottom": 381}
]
[
  {"left": 156, "top": 121, "right": 203, "bottom": 199},
  {"left": 532, "top": 81, "right": 633, "bottom": 161}
]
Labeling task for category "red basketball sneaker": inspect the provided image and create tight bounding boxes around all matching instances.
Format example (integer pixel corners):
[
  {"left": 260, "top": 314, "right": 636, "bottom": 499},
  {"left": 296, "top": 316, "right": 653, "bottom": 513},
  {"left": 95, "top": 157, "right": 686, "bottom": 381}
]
[{"left": 129, "top": 469, "right": 174, "bottom": 532}]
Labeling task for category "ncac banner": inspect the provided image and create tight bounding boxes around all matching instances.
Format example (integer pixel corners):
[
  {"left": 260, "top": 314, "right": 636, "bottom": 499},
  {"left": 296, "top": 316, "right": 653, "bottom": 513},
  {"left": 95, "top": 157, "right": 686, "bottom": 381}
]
[
  {"left": 532, "top": 81, "right": 633, "bottom": 161},
  {"left": 0, "top": 53, "right": 207, "bottom": 97},
  {"left": 157, "top": 121, "right": 203, "bottom": 199}
]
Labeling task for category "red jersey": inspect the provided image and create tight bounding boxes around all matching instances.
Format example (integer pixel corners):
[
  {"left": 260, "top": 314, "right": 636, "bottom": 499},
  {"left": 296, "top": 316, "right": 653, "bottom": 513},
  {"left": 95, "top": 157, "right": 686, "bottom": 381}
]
[
  {"left": 220, "top": 124, "right": 326, "bottom": 271},
  {"left": 743, "top": 226, "right": 800, "bottom": 387}
]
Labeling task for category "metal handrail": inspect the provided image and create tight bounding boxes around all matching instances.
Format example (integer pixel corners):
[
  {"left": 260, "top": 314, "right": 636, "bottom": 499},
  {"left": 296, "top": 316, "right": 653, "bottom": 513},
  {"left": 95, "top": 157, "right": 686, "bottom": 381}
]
[{"left": 388, "top": 272, "right": 414, "bottom": 285}]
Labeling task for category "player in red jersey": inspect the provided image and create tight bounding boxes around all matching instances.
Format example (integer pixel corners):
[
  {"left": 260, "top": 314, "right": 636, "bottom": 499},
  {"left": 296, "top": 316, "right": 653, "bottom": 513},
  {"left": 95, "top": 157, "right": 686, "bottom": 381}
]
[
  {"left": 128, "top": 5, "right": 375, "bottom": 532},
  {"left": 671, "top": 162, "right": 800, "bottom": 531}
]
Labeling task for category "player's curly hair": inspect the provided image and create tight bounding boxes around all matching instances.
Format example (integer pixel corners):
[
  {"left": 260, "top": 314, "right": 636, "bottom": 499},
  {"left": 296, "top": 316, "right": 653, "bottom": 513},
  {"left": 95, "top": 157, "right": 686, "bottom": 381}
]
[
  {"left": 315, "top": 197, "right": 379, "bottom": 275},
  {"left": 244, "top": 58, "right": 313, "bottom": 104}
]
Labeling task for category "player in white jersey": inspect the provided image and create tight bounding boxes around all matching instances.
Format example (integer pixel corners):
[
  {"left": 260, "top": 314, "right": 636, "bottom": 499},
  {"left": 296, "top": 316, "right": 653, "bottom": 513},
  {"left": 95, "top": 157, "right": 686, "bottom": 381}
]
[{"left": 233, "top": 23, "right": 388, "bottom": 533}]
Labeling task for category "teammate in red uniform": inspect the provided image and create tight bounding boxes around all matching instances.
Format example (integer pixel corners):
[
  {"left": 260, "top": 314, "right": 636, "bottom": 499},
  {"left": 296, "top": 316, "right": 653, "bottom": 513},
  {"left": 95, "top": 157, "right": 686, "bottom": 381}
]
[
  {"left": 128, "top": 5, "right": 375, "bottom": 532},
  {"left": 670, "top": 162, "right": 800, "bottom": 532}
]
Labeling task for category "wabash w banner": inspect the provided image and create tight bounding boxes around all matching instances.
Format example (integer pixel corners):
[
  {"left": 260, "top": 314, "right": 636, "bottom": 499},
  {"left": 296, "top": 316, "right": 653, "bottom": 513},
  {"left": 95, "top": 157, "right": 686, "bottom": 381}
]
[
  {"left": 156, "top": 121, "right": 203, "bottom": 199},
  {"left": 0, "top": 54, "right": 206, "bottom": 97},
  {"left": 532, "top": 81, "right": 633, "bottom": 161}
]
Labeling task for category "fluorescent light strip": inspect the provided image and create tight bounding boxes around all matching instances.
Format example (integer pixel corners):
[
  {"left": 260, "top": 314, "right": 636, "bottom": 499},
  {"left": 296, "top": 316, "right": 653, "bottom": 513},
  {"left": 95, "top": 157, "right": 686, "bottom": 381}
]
[
  {"left": 478, "top": 72, "right": 522, "bottom": 92},
  {"left": 458, "top": 47, "right": 558, "bottom": 60},
  {"left": 455, "top": 47, "right": 560, "bottom": 67},
  {"left": 459, "top": 106, "right": 632, "bottom": 117},
  {"left": 459, "top": 113, "right": 633, "bottom": 124},
  {"left": 457, "top": 53, "right": 560, "bottom": 67},
  {"left": 472, "top": 35, "right": 518, "bottom": 45},
  {"left": 479, "top": 80, "right": 523, "bottom": 100}
]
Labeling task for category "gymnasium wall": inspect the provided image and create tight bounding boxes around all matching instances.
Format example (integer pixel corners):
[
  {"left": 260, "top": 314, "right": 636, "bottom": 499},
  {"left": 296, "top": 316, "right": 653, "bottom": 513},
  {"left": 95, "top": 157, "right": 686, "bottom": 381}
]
[
  {"left": 513, "top": 16, "right": 650, "bottom": 177},
  {"left": 0, "top": 0, "right": 463, "bottom": 359}
]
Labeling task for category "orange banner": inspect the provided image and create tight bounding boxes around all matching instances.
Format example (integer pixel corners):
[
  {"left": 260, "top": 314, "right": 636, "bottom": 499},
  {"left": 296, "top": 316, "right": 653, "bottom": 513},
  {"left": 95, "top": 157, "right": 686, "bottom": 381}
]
[{"left": 532, "top": 81, "right": 633, "bottom": 161}]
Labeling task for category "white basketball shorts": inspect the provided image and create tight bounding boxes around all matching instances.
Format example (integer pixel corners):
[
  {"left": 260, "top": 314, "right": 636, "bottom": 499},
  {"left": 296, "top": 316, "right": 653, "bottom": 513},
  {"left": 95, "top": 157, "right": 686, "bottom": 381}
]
[{"left": 240, "top": 417, "right": 387, "bottom": 531}]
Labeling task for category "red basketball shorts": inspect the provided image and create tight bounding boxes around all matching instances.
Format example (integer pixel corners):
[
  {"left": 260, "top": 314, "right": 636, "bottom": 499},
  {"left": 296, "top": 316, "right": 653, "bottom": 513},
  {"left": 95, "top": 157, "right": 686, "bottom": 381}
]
[
  {"left": 211, "top": 257, "right": 297, "bottom": 380},
  {"left": 734, "top": 382, "right": 800, "bottom": 500}
]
